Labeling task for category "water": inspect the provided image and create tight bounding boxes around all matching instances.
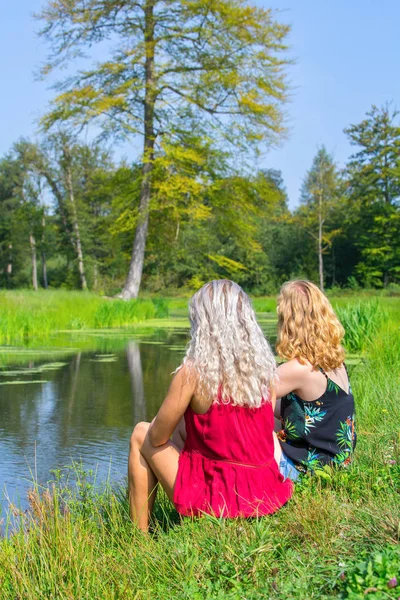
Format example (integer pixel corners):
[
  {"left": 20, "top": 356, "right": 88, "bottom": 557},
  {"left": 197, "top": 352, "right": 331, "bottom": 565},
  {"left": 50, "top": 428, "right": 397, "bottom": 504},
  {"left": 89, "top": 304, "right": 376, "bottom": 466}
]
[
  {"left": 0, "top": 317, "right": 278, "bottom": 516},
  {"left": 0, "top": 328, "right": 190, "bottom": 515}
]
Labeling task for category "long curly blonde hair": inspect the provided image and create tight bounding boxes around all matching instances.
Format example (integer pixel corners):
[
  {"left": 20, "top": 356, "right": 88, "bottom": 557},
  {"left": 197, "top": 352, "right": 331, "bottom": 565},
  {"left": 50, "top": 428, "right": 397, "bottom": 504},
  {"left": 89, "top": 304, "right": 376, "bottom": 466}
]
[
  {"left": 182, "top": 280, "right": 276, "bottom": 408},
  {"left": 276, "top": 280, "right": 345, "bottom": 371}
]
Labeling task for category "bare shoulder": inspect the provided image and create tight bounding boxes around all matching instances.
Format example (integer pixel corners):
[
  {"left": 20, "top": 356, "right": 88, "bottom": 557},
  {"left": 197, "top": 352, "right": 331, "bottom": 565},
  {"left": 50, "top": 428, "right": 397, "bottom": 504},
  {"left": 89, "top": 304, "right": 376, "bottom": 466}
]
[
  {"left": 172, "top": 362, "right": 197, "bottom": 391},
  {"left": 275, "top": 358, "right": 314, "bottom": 398},
  {"left": 278, "top": 358, "right": 313, "bottom": 378}
]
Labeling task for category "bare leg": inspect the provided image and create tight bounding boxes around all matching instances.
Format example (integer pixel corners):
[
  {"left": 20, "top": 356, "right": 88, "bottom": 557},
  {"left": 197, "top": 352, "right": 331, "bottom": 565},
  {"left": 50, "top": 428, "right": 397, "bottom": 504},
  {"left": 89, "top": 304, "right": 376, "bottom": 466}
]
[
  {"left": 128, "top": 422, "right": 159, "bottom": 531},
  {"left": 140, "top": 434, "right": 180, "bottom": 503},
  {"left": 128, "top": 421, "right": 181, "bottom": 532}
]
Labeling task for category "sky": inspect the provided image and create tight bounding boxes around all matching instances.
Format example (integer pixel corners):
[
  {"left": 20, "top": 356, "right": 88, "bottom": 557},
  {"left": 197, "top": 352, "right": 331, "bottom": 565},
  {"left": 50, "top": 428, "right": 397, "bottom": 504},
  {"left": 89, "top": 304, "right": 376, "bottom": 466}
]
[{"left": 1, "top": 0, "right": 400, "bottom": 207}]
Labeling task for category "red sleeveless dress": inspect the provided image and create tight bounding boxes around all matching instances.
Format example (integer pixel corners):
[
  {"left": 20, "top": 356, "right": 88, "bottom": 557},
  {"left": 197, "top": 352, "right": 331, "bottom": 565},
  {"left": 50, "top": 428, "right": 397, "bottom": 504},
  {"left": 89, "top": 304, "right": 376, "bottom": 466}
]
[{"left": 174, "top": 397, "right": 293, "bottom": 518}]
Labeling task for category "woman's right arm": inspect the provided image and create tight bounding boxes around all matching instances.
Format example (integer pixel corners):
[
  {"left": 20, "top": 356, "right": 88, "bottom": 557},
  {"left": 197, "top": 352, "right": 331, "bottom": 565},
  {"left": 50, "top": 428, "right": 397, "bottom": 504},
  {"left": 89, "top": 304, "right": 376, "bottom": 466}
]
[{"left": 148, "top": 365, "right": 195, "bottom": 447}]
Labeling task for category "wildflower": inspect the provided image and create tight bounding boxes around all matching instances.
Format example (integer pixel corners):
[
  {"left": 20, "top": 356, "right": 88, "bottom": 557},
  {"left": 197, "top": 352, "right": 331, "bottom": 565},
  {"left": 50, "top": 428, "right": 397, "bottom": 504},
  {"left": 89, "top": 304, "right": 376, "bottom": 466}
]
[{"left": 387, "top": 577, "right": 397, "bottom": 589}]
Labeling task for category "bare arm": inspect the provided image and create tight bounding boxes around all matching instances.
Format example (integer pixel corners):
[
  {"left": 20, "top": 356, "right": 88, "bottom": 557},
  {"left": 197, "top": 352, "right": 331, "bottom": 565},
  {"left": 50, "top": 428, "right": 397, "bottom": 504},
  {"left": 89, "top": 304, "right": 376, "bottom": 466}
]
[
  {"left": 275, "top": 359, "right": 309, "bottom": 400},
  {"left": 149, "top": 366, "right": 195, "bottom": 447},
  {"left": 270, "top": 386, "right": 277, "bottom": 410}
]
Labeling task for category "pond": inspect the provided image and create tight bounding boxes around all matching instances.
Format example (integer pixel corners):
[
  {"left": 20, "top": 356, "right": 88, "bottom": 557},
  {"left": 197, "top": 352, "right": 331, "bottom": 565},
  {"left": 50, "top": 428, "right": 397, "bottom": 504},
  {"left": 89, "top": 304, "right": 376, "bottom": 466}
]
[{"left": 0, "top": 316, "right": 278, "bottom": 517}]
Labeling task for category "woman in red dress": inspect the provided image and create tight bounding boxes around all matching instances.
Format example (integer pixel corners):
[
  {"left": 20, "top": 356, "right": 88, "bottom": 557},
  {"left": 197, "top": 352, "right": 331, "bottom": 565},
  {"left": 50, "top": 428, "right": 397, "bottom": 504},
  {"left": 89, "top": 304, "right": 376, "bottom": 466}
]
[{"left": 128, "top": 280, "right": 293, "bottom": 532}]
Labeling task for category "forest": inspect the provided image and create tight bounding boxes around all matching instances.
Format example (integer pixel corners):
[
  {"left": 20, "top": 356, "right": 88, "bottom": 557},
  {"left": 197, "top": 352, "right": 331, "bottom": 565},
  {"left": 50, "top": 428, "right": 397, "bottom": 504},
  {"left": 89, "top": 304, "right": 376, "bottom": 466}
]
[{"left": 0, "top": 1, "right": 399, "bottom": 297}]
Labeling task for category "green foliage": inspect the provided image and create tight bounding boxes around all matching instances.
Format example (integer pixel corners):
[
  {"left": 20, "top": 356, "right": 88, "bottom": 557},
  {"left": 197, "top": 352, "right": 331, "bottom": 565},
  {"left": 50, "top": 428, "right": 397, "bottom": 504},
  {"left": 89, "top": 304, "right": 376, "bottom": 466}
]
[
  {"left": 37, "top": 0, "right": 293, "bottom": 296},
  {"left": 152, "top": 297, "right": 170, "bottom": 318},
  {"left": 0, "top": 290, "right": 170, "bottom": 344},
  {"left": 1, "top": 104, "right": 400, "bottom": 296},
  {"left": 337, "top": 301, "right": 389, "bottom": 353},
  {"left": 294, "top": 146, "right": 343, "bottom": 289},
  {"left": 93, "top": 299, "right": 156, "bottom": 327},
  {"left": 344, "top": 104, "right": 400, "bottom": 288},
  {"left": 342, "top": 546, "right": 400, "bottom": 599},
  {"left": 38, "top": 1, "right": 291, "bottom": 149}
]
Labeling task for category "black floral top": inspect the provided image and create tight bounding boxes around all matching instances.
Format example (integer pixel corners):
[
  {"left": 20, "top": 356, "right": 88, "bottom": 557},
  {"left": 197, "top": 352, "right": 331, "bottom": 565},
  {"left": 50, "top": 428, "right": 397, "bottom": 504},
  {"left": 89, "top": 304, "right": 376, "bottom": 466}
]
[{"left": 278, "top": 366, "right": 356, "bottom": 473}]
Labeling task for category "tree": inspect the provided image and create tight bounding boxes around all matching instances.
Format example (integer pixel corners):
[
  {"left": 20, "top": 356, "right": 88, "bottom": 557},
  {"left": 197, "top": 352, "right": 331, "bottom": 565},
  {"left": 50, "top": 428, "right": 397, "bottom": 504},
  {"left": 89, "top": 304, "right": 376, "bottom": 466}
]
[
  {"left": 38, "top": 0, "right": 291, "bottom": 298},
  {"left": 0, "top": 150, "right": 46, "bottom": 290},
  {"left": 298, "top": 147, "right": 341, "bottom": 291},
  {"left": 19, "top": 135, "right": 118, "bottom": 290},
  {"left": 344, "top": 105, "right": 400, "bottom": 287},
  {"left": 0, "top": 155, "right": 23, "bottom": 287},
  {"left": 14, "top": 141, "right": 51, "bottom": 291}
]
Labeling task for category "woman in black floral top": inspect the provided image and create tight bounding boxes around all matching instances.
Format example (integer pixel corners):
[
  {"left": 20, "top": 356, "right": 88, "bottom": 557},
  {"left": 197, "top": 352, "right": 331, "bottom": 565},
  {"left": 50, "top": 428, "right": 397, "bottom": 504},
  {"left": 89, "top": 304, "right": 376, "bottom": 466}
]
[{"left": 273, "top": 281, "right": 356, "bottom": 481}]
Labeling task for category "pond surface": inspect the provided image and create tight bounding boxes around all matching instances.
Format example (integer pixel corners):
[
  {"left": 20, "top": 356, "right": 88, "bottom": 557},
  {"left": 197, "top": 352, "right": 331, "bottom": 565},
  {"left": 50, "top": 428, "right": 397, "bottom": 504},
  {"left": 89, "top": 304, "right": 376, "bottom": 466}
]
[{"left": 0, "top": 318, "right": 277, "bottom": 517}]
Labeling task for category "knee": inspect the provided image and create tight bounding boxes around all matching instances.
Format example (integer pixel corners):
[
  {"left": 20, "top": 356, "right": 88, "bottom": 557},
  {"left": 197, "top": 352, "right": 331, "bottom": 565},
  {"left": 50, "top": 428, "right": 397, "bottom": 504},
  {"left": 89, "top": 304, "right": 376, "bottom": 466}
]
[{"left": 130, "top": 421, "right": 150, "bottom": 451}]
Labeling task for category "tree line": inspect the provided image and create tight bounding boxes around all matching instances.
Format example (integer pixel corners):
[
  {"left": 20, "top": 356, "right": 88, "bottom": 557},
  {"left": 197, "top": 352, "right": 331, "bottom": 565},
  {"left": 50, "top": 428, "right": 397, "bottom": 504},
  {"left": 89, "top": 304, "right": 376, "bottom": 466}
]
[
  {"left": 1, "top": 103, "right": 399, "bottom": 294},
  {"left": 0, "top": 1, "right": 399, "bottom": 296}
]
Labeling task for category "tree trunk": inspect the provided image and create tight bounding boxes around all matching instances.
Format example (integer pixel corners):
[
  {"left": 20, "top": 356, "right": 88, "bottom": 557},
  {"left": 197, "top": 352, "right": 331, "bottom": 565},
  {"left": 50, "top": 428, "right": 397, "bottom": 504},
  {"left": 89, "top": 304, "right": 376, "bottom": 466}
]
[
  {"left": 40, "top": 169, "right": 70, "bottom": 236},
  {"left": 42, "top": 252, "right": 48, "bottom": 289},
  {"left": 318, "top": 190, "right": 324, "bottom": 292},
  {"left": 65, "top": 163, "right": 88, "bottom": 290},
  {"left": 119, "top": 0, "right": 155, "bottom": 300},
  {"left": 93, "top": 262, "right": 98, "bottom": 290},
  {"left": 41, "top": 213, "right": 48, "bottom": 289},
  {"left": 318, "top": 222, "right": 324, "bottom": 292},
  {"left": 30, "top": 233, "right": 38, "bottom": 291},
  {"left": 7, "top": 243, "right": 12, "bottom": 285},
  {"left": 383, "top": 270, "right": 389, "bottom": 288}
]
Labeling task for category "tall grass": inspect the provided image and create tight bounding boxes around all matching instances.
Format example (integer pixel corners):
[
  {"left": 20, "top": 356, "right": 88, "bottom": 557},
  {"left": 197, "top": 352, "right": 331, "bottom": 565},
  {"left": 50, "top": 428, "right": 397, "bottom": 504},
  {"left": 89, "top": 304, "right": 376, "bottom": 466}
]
[
  {"left": 337, "top": 301, "right": 389, "bottom": 353},
  {"left": 0, "top": 290, "right": 170, "bottom": 344},
  {"left": 0, "top": 318, "right": 399, "bottom": 598}
]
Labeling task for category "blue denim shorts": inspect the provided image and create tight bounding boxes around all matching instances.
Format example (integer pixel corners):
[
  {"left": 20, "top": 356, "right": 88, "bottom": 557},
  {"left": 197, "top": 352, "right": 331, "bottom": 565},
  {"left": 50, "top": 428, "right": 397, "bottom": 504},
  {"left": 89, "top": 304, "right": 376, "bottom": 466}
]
[{"left": 279, "top": 452, "right": 301, "bottom": 481}]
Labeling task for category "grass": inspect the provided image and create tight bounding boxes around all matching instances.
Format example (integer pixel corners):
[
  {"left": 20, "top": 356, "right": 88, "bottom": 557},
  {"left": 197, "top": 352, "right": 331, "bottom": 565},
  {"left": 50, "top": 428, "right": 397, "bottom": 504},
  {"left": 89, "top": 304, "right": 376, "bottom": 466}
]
[
  {"left": 1, "top": 289, "right": 399, "bottom": 348},
  {"left": 0, "top": 313, "right": 399, "bottom": 598},
  {"left": 336, "top": 301, "right": 389, "bottom": 353},
  {"left": 0, "top": 290, "right": 169, "bottom": 345}
]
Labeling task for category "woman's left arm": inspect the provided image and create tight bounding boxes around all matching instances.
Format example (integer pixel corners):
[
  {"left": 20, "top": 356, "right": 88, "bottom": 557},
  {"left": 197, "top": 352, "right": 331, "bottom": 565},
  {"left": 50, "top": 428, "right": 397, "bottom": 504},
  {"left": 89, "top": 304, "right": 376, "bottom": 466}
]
[
  {"left": 275, "top": 359, "right": 308, "bottom": 400},
  {"left": 149, "top": 365, "right": 195, "bottom": 447}
]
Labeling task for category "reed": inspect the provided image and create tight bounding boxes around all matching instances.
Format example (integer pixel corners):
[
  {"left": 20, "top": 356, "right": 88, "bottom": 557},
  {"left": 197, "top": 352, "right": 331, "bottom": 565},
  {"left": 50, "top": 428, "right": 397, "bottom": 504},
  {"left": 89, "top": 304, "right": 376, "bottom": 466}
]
[{"left": 337, "top": 300, "right": 389, "bottom": 353}]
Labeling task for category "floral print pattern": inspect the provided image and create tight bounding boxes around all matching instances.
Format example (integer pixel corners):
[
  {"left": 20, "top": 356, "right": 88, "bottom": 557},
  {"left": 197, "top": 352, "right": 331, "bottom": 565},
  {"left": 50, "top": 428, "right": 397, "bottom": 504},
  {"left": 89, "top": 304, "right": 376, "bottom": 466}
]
[
  {"left": 334, "top": 414, "right": 356, "bottom": 467},
  {"left": 304, "top": 404, "right": 328, "bottom": 434},
  {"left": 279, "top": 367, "right": 356, "bottom": 474}
]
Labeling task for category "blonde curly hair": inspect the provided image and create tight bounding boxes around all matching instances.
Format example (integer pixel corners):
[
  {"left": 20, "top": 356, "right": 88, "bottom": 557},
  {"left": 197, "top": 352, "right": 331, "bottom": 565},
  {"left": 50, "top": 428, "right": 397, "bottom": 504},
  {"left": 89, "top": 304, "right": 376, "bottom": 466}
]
[
  {"left": 182, "top": 280, "right": 276, "bottom": 408},
  {"left": 276, "top": 280, "right": 345, "bottom": 371}
]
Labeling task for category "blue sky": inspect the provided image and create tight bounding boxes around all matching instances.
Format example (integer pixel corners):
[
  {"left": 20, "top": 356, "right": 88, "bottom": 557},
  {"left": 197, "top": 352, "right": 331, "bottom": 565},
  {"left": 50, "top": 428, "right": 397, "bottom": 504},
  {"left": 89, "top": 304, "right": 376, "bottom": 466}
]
[{"left": 1, "top": 0, "right": 400, "bottom": 207}]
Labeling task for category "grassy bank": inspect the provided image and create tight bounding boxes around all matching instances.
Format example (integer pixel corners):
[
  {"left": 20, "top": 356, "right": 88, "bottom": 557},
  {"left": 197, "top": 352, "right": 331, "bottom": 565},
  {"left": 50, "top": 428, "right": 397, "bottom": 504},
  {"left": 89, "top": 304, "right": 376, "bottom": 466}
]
[
  {"left": 0, "top": 290, "right": 169, "bottom": 345},
  {"left": 0, "top": 319, "right": 399, "bottom": 599},
  {"left": 1, "top": 289, "right": 399, "bottom": 348}
]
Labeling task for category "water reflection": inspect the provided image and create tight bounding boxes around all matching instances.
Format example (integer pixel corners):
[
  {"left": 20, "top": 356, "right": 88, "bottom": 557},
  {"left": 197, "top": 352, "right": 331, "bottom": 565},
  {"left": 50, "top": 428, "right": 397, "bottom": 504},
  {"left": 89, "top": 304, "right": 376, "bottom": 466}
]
[
  {"left": 127, "top": 342, "right": 146, "bottom": 423},
  {"left": 0, "top": 331, "right": 187, "bottom": 513}
]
